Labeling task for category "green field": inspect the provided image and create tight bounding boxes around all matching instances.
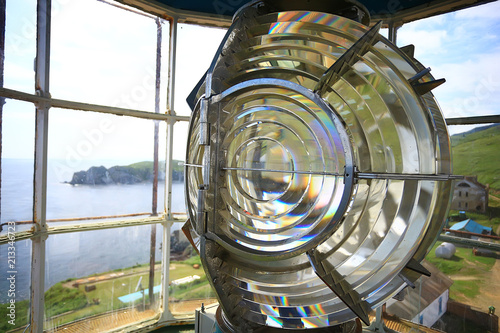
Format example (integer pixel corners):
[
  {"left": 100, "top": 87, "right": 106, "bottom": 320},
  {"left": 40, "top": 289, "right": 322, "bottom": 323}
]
[
  {"left": 426, "top": 241, "right": 496, "bottom": 301},
  {"left": 0, "top": 258, "right": 212, "bottom": 332},
  {"left": 451, "top": 124, "right": 500, "bottom": 191},
  {"left": 428, "top": 123, "right": 500, "bottom": 305}
]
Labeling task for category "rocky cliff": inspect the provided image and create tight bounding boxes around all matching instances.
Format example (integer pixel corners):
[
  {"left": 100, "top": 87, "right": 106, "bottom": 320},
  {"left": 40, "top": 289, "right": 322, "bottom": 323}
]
[{"left": 69, "top": 161, "right": 184, "bottom": 185}]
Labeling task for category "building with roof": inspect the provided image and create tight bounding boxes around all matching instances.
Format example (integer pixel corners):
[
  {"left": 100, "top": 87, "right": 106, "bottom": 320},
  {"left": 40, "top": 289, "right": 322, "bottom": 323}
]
[
  {"left": 451, "top": 176, "right": 489, "bottom": 213},
  {"left": 449, "top": 219, "right": 492, "bottom": 239},
  {"left": 385, "top": 261, "right": 453, "bottom": 329},
  {"left": 1, "top": 0, "right": 498, "bottom": 332}
]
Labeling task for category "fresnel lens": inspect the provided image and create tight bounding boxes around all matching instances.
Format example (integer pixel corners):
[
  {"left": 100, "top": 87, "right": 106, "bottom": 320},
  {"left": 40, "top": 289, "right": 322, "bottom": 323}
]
[{"left": 184, "top": 0, "right": 455, "bottom": 331}]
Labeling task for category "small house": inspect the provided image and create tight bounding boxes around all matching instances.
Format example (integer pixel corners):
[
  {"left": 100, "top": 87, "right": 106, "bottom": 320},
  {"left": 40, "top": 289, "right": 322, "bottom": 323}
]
[
  {"left": 386, "top": 260, "right": 453, "bottom": 329},
  {"left": 451, "top": 176, "right": 489, "bottom": 212}
]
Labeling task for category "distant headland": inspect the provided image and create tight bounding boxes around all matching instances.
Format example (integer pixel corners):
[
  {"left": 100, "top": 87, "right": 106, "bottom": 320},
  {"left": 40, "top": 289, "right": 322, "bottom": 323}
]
[{"left": 67, "top": 161, "right": 184, "bottom": 185}]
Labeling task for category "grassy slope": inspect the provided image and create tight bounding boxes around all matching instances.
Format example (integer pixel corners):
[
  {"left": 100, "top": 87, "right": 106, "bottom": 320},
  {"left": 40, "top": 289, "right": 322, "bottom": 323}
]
[
  {"left": 429, "top": 125, "right": 500, "bottom": 304},
  {"left": 128, "top": 160, "right": 183, "bottom": 173},
  {"left": 1, "top": 260, "right": 209, "bottom": 331},
  {"left": 451, "top": 125, "right": 500, "bottom": 190},
  {"left": 426, "top": 241, "right": 496, "bottom": 301}
]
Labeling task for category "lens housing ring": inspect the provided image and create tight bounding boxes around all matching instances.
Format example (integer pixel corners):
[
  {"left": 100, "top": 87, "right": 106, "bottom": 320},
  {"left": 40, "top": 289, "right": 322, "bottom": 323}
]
[{"left": 191, "top": 78, "right": 355, "bottom": 260}]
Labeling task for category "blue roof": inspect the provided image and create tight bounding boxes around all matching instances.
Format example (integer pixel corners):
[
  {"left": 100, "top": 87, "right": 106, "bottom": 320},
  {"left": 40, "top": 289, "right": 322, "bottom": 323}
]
[
  {"left": 118, "top": 285, "right": 161, "bottom": 303},
  {"left": 450, "top": 219, "right": 492, "bottom": 234}
]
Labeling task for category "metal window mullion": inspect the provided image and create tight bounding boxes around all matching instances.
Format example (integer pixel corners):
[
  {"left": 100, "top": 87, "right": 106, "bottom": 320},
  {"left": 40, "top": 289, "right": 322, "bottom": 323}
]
[
  {"left": 0, "top": 216, "right": 187, "bottom": 245},
  {"left": 387, "top": 21, "right": 400, "bottom": 44},
  {"left": 113, "top": 0, "right": 232, "bottom": 28},
  {"left": 164, "top": 16, "right": 177, "bottom": 223},
  {"left": 149, "top": 16, "right": 163, "bottom": 310},
  {"left": 164, "top": 16, "right": 177, "bottom": 218},
  {"left": 31, "top": 1, "right": 51, "bottom": 332},
  {"left": 446, "top": 115, "right": 500, "bottom": 125},
  {"left": 159, "top": 15, "right": 178, "bottom": 323},
  {"left": 1, "top": 0, "right": 5, "bottom": 223},
  {"left": 0, "top": 87, "right": 190, "bottom": 122}
]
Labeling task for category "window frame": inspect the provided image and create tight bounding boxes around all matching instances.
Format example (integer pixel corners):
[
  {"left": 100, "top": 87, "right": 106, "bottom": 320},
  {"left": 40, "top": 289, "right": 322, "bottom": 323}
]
[
  {"left": 1, "top": 1, "right": 499, "bottom": 332},
  {"left": 0, "top": 1, "right": 230, "bottom": 332}
]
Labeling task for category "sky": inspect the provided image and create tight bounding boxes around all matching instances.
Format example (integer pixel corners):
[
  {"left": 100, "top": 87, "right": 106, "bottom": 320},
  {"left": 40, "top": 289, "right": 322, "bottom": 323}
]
[
  {"left": 2, "top": 0, "right": 500, "bottom": 171},
  {"left": 397, "top": 2, "right": 500, "bottom": 132}
]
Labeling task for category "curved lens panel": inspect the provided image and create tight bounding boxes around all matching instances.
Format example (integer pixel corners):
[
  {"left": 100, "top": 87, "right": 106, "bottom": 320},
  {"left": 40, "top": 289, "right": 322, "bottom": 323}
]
[{"left": 185, "top": 5, "right": 453, "bottom": 331}]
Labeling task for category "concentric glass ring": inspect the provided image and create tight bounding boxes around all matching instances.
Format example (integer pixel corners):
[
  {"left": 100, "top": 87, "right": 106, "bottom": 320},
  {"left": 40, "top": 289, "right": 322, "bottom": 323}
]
[
  {"left": 214, "top": 80, "right": 354, "bottom": 255},
  {"left": 185, "top": 7, "right": 453, "bottom": 330}
]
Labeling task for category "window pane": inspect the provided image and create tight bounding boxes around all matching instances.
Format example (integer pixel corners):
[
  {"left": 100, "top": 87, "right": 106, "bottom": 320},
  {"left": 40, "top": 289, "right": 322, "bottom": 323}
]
[
  {"left": 4, "top": 0, "right": 36, "bottom": 93},
  {"left": 397, "top": 1, "right": 500, "bottom": 130},
  {"left": 44, "top": 225, "right": 162, "bottom": 331},
  {"left": 50, "top": 0, "right": 166, "bottom": 111},
  {"left": 1, "top": 100, "right": 35, "bottom": 230},
  {"left": 47, "top": 109, "right": 166, "bottom": 223},
  {"left": 174, "top": 24, "right": 226, "bottom": 116},
  {"left": 171, "top": 121, "right": 188, "bottom": 215},
  {"left": 395, "top": 5, "right": 500, "bottom": 330},
  {"left": 0, "top": 239, "right": 32, "bottom": 332},
  {"left": 169, "top": 226, "right": 216, "bottom": 317}
]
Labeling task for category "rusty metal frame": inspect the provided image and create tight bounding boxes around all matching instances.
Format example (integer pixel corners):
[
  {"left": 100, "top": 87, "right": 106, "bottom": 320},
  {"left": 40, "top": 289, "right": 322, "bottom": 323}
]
[
  {"left": 0, "top": 214, "right": 187, "bottom": 245},
  {"left": 0, "top": 1, "right": 194, "bottom": 332},
  {"left": 0, "top": 0, "right": 4, "bottom": 232},
  {"left": 158, "top": 14, "right": 178, "bottom": 324},
  {"left": 0, "top": 87, "right": 190, "bottom": 122},
  {"left": 116, "top": 0, "right": 232, "bottom": 28},
  {"left": 30, "top": 0, "right": 51, "bottom": 331},
  {"left": 2, "top": 0, "right": 496, "bottom": 332}
]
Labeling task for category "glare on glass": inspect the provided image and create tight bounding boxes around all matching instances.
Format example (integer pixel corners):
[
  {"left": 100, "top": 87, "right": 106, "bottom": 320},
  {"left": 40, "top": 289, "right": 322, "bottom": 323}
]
[{"left": 185, "top": 8, "right": 452, "bottom": 330}]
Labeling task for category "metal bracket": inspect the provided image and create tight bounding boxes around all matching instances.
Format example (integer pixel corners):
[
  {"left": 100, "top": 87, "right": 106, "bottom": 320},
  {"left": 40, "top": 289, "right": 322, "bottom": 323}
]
[
  {"left": 200, "top": 97, "right": 210, "bottom": 146},
  {"left": 314, "top": 21, "right": 382, "bottom": 96},
  {"left": 308, "top": 249, "right": 372, "bottom": 326}
]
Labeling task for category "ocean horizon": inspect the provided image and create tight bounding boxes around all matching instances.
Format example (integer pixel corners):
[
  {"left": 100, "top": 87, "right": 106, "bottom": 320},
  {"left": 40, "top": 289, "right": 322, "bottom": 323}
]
[{"left": 0, "top": 158, "right": 187, "bottom": 303}]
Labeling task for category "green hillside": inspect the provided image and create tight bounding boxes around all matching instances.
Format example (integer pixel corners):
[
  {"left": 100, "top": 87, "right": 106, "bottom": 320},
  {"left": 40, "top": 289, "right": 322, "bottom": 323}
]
[
  {"left": 451, "top": 125, "right": 500, "bottom": 190},
  {"left": 128, "top": 160, "right": 183, "bottom": 174}
]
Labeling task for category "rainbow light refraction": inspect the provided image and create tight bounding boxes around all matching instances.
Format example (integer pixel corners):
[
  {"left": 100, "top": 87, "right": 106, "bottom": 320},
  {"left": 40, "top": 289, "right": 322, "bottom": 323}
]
[{"left": 185, "top": 3, "right": 453, "bottom": 330}]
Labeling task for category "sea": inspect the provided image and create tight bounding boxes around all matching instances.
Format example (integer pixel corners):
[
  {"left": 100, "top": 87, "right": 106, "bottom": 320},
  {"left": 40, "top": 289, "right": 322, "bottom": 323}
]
[{"left": 0, "top": 158, "right": 187, "bottom": 303}]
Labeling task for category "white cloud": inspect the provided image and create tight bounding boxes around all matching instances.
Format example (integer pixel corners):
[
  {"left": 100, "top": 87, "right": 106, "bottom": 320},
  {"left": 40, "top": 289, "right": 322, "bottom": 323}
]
[
  {"left": 2, "top": 101, "right": 35, "bottom": 159},
  {"left": 397, "top": 28, "right": 448, "bottom": 57},
  {"left": 4, "top": 60, "right": 34, "bottom": 91},
  {"left": 455, "top": 1, "right": 500, "bottom": 19},
  {"left": 5, "top": 0, "right": 499, "bottom": 161},
  {"left": 49, "top": 0, "right": 159, "bottom": 109},
  {"left": 429, "top": 50, "right": 500, "bottom": 118},
  {"left": 394, "top": 2, "right": 500, "bottom": 120}
]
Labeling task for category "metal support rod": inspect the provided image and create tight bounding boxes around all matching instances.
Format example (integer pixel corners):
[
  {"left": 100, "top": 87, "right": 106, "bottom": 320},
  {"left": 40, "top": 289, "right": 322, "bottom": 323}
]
[
  {"left": 446, "top": 114, "right": 500, "bottom": 125},
  {"left": 152, "top": 17, "right": 163, "bottom": 216},
  {"left": 443, "top": 228, "right": 500, "bottom": 240},
  {"left": 32, "top": 1, "right": 51, "bottom": 332},
  {"left": 0, "top": 215, "right": 172, "bottom": 245},
  {"left": 0, "top": 87, "right": 190, "bottom": 122},
  {"left": 97, "top": 0, "right": 158, "bottom": 19},
  {"left": 387, "top": 21, "right": 400, "bottom": 44},
  {"left": 356, "top": 172, "right": 463, "bottom": 181},
  {"left": 149, "top": 223, "right": 157, "bottom": 306},
  {"left": 314, "top": 21, "right": 382, "bottom": 95},
  {"left": 221, "top": 166, "right": 462, "bottom": 181},
  {"left": 438, "top": 234, "right": 500, "bottom": 252},
  {"left": 150, "top": 17, "right": 163, "bottom": 309},
  {"left": 160, "top": 220, "right": 173, "bottom": 321},
  {"left": 160, "top": 15, "right": 178, "bottom": 323},
  {"left": 165, "top": 16, "right": 177, "bottom": 220},
  {"left": 0, "top": 0, "right": 5, "bottom": 225},
  {"left": 222, "top": 166, "right": 341, "bottom": 176}
]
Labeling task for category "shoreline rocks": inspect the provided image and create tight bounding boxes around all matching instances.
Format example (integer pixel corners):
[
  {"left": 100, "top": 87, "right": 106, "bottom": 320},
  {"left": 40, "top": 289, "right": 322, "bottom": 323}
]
[{"left": 68, "top": 162, "right": 183, "bottom": 185}]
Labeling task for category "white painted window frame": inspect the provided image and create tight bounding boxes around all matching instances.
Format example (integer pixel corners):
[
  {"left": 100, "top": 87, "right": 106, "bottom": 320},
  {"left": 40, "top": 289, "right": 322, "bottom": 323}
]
[{"left": 1, "top": 1, "right": 498, "bottom": 333}]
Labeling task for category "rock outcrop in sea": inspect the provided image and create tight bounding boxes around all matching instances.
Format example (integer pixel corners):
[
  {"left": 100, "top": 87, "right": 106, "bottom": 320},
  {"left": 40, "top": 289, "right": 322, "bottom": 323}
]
[{"left": 68, "top": 162, "right": 183, "bottom": 185}]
